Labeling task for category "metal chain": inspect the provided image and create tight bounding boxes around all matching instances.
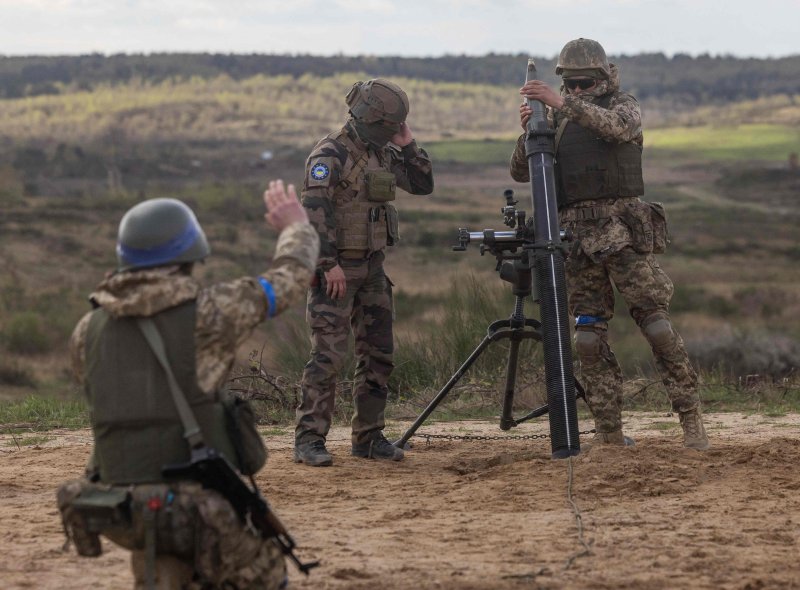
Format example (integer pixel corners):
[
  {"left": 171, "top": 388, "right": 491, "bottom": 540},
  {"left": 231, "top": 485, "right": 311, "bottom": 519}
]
[{"left": 414, "top": 429, "right": 595, "bottom": 443}]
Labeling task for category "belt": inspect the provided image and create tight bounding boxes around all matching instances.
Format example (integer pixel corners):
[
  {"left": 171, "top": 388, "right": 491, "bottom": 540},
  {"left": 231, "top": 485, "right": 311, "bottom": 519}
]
[
  {"left": 560, "top": 197, "right": 638, "bottom": 221},
  {"left": 339, "top": 249, "right": 370, "bottom": 259},
  {"left": 560, "top": 206, "right": 611, "bottom": 221}
]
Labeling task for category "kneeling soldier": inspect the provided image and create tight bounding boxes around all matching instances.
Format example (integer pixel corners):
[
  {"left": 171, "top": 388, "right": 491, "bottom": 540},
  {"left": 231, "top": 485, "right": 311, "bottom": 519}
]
[{"left": 58, "top": 180, "right": 318, "bottom": 589}]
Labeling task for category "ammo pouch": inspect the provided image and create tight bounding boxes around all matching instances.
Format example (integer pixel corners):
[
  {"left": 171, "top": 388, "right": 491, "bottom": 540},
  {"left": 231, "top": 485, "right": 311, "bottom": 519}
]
[
  {"left": 222, "top": 394, "right": 266, "bottom": 476},
  {"left": 622, "top": 200, "right": 669, "bottom": 254},
  {"left": 365, "top": 204, "right": 400, "bottom": 251},
  {"left": 58, "top": 479, "right": 205, "bottom": 560},
  {"left": 648, "top": 201, "right": 668, "bottom": 253},
  {"left": 384, "top": 204, "right": 400, "bottom": 246},
  {"left": 365, "top": 170, "right": 397, "bottom": 202},
  {"left": 57, "top": 479, "right": 131, "bottom": 557}
]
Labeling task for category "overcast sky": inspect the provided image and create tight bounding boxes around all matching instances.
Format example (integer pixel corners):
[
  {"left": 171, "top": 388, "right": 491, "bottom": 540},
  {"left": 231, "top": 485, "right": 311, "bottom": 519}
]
[{"left": 1, "top": 0, "right": 797, "bottom": 59}]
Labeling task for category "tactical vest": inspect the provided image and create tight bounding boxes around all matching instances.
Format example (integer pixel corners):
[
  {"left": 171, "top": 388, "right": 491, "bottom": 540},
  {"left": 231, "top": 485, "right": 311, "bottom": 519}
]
[
  {"left": 331, "top": 130, "right": 394, "bottom": 252},
  {"left": 555, "top": 93, "right": 644, "bottom": 207},
  {"left": 85, "top": 301, "right": 238, "bottom": 484}
]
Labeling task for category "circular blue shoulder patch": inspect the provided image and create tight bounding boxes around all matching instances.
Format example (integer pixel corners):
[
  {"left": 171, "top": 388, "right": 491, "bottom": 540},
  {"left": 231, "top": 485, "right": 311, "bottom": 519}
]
[{"left": 310, "top": 162, "right": 330, "bottom": 181}]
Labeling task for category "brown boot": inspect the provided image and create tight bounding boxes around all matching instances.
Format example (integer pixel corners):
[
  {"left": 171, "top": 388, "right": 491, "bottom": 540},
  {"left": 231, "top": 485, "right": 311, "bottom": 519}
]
[
  {"left": 679, "top": 409, "right": 710, "bottom": 450},
  {"left": 583, "top": 429, "right": 635, "bottom": 451}
]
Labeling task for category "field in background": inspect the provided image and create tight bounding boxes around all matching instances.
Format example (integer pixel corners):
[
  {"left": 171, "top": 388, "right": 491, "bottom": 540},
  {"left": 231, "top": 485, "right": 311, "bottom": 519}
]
[{"left": 0, "top": 73, "right": 798, "bottom": 425}]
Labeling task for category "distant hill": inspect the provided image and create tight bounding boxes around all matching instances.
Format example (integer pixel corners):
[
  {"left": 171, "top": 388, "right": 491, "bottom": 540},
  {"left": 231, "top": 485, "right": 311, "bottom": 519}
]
[{"left": 2, "top": 52, "right": 799, "bottom": 105}]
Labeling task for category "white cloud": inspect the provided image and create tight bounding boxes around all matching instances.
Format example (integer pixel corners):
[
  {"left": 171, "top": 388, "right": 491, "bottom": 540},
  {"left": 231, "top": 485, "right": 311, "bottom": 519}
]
[
  {"left": 175, "top": 16, "right": 239, "bottom": 32},
  {"left": 334, "top": 0, "right": 397, "bottom": 13},
  {"left": 0, "top": 0, "right": 796, "bottom": 57}
]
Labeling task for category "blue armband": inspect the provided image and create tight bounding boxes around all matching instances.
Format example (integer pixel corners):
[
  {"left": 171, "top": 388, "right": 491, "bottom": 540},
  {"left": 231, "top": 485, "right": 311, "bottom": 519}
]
[
  {"left": 575, "top": 315, "right": 605, "bottom": 326},
  {"left": 258, "top": 277, "right": 277, "bottom": 318}
]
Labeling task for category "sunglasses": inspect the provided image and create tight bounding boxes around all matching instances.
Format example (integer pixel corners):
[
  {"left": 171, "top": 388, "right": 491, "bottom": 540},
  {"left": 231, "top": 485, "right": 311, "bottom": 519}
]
[{"left": 564, "top": 78, "right": 597, "bottom": 91}]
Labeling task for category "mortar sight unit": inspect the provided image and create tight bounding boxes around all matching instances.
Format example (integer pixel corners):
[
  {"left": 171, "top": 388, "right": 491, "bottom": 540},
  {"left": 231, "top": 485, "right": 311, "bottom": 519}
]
[{"left": 453, "top": 189, "right": 570, "bottom": 298}]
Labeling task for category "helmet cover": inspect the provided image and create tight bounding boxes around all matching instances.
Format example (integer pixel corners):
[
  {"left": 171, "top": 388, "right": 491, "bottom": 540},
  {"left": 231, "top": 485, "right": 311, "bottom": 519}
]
[{"left": 116, "top": 198, "right": 210, "bottom": 271}]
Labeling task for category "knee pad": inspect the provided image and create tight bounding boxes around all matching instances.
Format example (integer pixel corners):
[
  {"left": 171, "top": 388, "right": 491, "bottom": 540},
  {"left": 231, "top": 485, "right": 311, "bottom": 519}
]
[
  {"left": 575, "top": 328, "right": 601, "bottom": 363},
  {"left": 643, "top": 318, "right": 675, "bottom": 353}
]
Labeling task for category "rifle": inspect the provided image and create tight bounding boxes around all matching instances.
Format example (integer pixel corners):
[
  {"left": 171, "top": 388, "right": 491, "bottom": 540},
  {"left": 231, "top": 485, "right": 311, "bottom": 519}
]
[{"left": 163, "top": 446, "right": 320, "bottom": 575}]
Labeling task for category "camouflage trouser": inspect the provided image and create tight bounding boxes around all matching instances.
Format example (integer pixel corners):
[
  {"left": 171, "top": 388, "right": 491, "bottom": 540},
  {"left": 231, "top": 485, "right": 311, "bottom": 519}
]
[
  {"left": 297, "top": 250, "right": 394, "bottom": 445},
  {"left": 57, "top": 479, "right": 287, "bottom": 590},
  {"left": 566, "top": 245, "right": 699, "bottom": 433}
]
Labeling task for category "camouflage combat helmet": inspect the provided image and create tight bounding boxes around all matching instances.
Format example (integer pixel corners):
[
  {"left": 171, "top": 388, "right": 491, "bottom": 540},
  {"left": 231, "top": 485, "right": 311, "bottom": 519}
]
[
  {"left": 116, "top": 198, "right": 210, "bottom": 271},
  {"left": 345, "top": 78, "right": 409, "bottom": 124},
  {"left": 555, "top": 38, "right": 610, "bottom": 79}
]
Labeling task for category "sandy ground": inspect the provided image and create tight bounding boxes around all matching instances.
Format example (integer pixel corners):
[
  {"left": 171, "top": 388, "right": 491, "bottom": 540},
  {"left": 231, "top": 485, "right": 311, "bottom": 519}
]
[{"left": 1, "top": 412, "right": 799, "bottom": 590}]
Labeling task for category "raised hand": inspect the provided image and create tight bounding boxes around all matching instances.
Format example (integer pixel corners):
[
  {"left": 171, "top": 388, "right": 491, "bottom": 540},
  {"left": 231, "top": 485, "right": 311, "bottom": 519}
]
[
  {"left": 263, "top": 179, "right": 308, "bottom": 231},
  {"left": 391, "top": 122, "right": 414, "bottom": 147}
]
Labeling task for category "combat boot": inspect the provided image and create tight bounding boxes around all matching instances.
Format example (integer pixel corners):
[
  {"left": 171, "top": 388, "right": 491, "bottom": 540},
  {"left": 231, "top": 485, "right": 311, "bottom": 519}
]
[
  {"left": 679, "top": 408, "right": 710, "bottom": 450},
  {"left": 294, "top": 439, "right": 333, "bottom": 467},
  {"left": 351, "top": 434, "right": 404, "bottom": 461},
  {"left": 582, "top": 429, "right": 635, "bottom": 451}
]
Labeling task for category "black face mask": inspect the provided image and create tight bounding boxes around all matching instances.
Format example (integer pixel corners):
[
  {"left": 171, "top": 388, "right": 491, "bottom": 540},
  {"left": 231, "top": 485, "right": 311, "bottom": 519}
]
[{"left": 353, "top": 120, "right": 400, "bottom": 148}]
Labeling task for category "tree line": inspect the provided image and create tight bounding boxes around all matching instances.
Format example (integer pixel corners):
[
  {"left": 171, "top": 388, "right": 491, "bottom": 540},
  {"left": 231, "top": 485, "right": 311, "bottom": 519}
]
[{"left": 1, "top": 52, "right": 798, "bottom": 105}]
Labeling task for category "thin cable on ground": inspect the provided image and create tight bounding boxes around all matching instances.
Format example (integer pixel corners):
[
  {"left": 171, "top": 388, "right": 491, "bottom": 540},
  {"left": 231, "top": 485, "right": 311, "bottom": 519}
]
[{"left": 563, "top": 455, "right": 592, "bottom": 570}]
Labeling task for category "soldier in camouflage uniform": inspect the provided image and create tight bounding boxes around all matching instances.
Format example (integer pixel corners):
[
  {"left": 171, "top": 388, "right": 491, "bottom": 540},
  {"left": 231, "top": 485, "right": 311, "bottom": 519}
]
[
  {"left": 510, "top": 38, "right": 709, "bottom": 450},
  {"left": 59, "top": 180, "right": 319, "bottom": 588},
  {"left": 295, "top": 78, "right": 434, "bottom": 466}
]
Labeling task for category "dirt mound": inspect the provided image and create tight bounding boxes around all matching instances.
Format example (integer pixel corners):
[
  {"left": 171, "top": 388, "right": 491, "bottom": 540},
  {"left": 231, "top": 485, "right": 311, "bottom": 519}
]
[{"left": 1, "top": 413, "right": 798, "bottom": 589}]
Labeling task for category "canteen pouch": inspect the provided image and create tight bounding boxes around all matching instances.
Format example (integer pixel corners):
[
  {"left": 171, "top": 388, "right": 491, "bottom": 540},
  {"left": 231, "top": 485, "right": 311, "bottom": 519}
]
[
  {"left": 365, "top": 170, "right": 397, "bottom": 202},
  {"left": 622, "top": 200, "right": 655, "bottom": 254},
  {"left": 222, "top": 394, "right": 266, "bottom": 476}
]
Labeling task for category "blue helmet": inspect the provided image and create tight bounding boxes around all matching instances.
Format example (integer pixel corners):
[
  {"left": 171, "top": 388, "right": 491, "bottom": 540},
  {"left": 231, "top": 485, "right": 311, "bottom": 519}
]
[{"left": 116, "top": 198, "right": 210, "bottom": 271}]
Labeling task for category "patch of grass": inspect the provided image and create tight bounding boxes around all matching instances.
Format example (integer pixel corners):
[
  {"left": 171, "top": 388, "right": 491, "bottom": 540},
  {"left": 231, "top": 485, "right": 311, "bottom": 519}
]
[
  {"left": 0, "top": 396, "right": 88, "bottom": 430},
  {"left": 649, "top": 422, "right": 681, "bottom": 431},
  {"left": 646, "top": 124, "right": 800, "bottom": 161},
  {"left": 383, "top": 429, "right": 402, "bottom": 441},
  {"left": 393, "top": 290, "right": 441, "bottom": 323},
  {"left": 425, "top": 138, "right": 517, "bottom": 165},
  {"left": 698, "top": 377, "right": 800, "bottom": 414},
  {"left": 258, "top": 426, "right": 289, "bottom": 436}
]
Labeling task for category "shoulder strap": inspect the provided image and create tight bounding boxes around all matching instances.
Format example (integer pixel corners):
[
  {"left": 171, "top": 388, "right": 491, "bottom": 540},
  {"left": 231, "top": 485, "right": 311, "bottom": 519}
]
[
  {"left": 337, "top": 152, "right": 368, "bottom": 189},
  {"left": 554, "top": 116, "right": 570, "bottom": 154},
  {"left": 335, "top": 129, "right": 369, "bottom": 189},
  {"left": 136, "top": 317, "right": 205, "bottom": 449}
]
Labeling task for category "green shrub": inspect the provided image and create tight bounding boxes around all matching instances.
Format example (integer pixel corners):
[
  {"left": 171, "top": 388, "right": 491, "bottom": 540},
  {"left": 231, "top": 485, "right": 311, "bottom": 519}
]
[
  {"left": 687, "top": 329, "right": 800, "bottom": 380},
  {"left": 267, "top": 274, "right": 543, "bottom": 402},
  {"left": 670, "top": 285, "right": 737, "bottom": 317},
  {"left": 0, "top": 359, "right": 36, "bottom": 387},
  {"left": 393, "top": 274, "right": 542, "bottom": 394},
  {"left": 4, "top": 311, "right": 51, "bottom": 354}
]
